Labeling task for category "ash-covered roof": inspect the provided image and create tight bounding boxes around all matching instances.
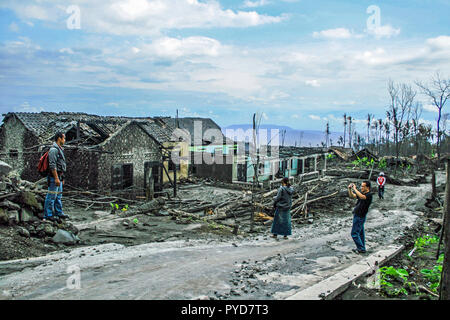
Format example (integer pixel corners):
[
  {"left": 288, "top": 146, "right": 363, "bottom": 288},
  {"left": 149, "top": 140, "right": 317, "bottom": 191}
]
[
  {"left": 160, "top": 116, "right": 233, "bottom": 146},
  {"left": 1, "top": 112, "right": 177, "bottom": 145}
]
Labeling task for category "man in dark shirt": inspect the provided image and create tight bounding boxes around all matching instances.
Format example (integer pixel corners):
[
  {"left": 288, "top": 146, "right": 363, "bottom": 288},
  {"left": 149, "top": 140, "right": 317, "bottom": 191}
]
[
  {"left": 348, "top": 181, "right": 373, "bottom": 254},
  {"left": 43, "top": 132, "right": 69, "bottom": 222}
]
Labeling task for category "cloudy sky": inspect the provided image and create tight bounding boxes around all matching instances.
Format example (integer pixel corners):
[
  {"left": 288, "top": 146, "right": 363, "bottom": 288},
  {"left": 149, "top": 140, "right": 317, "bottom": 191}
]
[{"left": 0, "top": 0, "right": 449, "bottom": 133}]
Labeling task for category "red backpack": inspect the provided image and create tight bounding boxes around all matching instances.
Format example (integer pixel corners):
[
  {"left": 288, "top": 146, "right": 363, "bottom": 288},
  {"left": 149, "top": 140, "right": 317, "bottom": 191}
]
[{"left": 37, "top": 149, "right": 50, "bottom": 176}]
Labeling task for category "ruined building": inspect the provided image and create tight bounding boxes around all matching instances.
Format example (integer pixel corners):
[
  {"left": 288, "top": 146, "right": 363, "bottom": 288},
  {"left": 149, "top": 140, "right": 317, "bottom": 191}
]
[{"left": 0, "top": 112, "right": 189, "bottom": 194}]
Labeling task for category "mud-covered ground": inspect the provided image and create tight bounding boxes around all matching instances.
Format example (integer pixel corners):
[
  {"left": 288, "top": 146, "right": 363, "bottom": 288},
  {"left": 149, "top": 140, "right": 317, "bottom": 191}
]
[
  {"left": 0, "top": 168, "right": 444, "bottom": 300},
  {"left": 0, "top": 185, "right": 248, "bottom": 261},
  {"left": 337, "top": 202, "right": 444, "bottom": 300}
]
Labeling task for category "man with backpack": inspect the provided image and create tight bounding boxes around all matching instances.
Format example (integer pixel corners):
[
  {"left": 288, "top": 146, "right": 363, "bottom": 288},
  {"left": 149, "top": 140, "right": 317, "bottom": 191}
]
[{"left": 43, "top": 132, "right": 69, "bottom": 222}]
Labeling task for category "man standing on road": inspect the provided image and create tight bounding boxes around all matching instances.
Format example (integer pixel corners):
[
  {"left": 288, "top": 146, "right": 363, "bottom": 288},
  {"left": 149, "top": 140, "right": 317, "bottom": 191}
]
[
  {"left": 43, "top": 132, "right": 69, "bottom": 222},
  {"left": 348, "top": 181, "right": 373, "bottom": 254},
  {"left": 377, "top": 172, "right": 386, "bottom": 199}
]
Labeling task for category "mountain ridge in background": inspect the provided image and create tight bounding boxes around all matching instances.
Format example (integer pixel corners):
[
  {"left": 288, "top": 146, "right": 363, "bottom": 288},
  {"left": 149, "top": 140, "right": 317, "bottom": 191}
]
[{"left": 222, "top": 124, "right": 343, "bottom": 147}]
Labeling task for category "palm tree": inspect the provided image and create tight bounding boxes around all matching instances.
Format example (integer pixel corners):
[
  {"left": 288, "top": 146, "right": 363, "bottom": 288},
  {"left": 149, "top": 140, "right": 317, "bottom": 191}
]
[
  {"left": 378, "top": 119, "right": 383, "bottom": 155},
  {"left": 343, "top": 113, "right": 347, "bottom": 148},
  {"left": 348, "top": 116, "right": 352, "bottom": 149},
  {"left": 367, "top": 113, "right": 372, "bottom": 147}
]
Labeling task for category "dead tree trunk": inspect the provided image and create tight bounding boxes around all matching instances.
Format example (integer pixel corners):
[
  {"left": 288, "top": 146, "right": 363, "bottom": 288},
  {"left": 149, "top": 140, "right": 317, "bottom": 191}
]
[
  {"left": 439, "top": 158, "right": 450, "bottom": 300},
  {"left": 432, "top": 168, "right": 437, "bottom": 200}
]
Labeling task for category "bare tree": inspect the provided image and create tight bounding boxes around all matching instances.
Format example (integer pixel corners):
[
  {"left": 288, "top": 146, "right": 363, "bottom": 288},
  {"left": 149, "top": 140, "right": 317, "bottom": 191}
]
[
  {"left": 348, "top": 116, "right": 352, "bottom": 149},
  {"left": 343, "top": 113, "right": 347, "bottom": 148},
  {"left": 372, "top": 119, "right": 378, "bottom": 150},
  {"left": 387, "top": 80, "right": 416, "bottom": 161},
  {"left": 377, "top": 119, "right": 383, "bottom": 155},
  {"left": 385, "top": 112, "right": 392, "bottom": 155},
  {"left": 416, "top": 72, "right": 450, "bottom": 160},
  {"left": 411, "top": 102, "right": 423, "bottom": 157},
  {"left": 367, "top": 113, "right": 373, "bottom": 147},
  {"left": 325, "top": 122, "right": 330, "bottom": 148}
]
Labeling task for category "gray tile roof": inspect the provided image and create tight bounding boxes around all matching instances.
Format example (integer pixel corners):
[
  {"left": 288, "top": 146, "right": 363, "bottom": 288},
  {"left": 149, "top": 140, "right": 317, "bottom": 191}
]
[
  {"left": 159, "top": 116, "right": 233, "bottom": 145},
  {"left": 2, "top": 112, "right": 176, "bottom": 145}
]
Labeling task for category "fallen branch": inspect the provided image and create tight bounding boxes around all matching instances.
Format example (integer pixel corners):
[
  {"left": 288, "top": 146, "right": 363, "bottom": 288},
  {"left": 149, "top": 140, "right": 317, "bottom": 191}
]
[
  {"left": 418, "top": 285, "right": 439, "bottom": 297},
  {"left": 0, "top": 193, "right": 17, "bottom": 200},
  {"left": 305, "top": 191, "right": 339, "bottom": 205}
]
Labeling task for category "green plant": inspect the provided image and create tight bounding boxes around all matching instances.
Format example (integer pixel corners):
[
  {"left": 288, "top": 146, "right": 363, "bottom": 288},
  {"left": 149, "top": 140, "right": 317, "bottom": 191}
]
[
  {"left": 380, "top": 266, "right": 409, "bottom": 282},
  {"left": 352, "top": 156, "right": 375, "bottom": 169},
  {"left": 110, "top": 202, "right": 119, "bottom": 213},
  {"left": 133, "top": 218, "right": 139, "bottom": 224},
  {"left": 378, "top": 158, "right": 387, "bottom": 169},
  {"left": 414, "top": 235, "right": 439, "bottom": 253},
  {"left": 420, "top": 253, "right": 444, "bottom": 293},
  {"left": 378, "top": 266, "right": 410, "bottom": 296},
  {"left": 421, "top": 265, "right": 441, "bottom": 283},
  {"left": 327, "top": 153, "right": 335, "bottom": 160}
]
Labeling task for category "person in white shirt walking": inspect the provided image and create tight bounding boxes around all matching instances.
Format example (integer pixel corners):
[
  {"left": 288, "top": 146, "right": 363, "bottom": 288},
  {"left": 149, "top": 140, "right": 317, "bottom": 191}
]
[{"left": 377, "top": 172, "right": 386, "bottom": 200}]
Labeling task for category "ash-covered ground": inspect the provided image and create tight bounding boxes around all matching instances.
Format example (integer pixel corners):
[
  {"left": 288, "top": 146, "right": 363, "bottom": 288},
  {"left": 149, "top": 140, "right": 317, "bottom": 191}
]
[{"left": 0, "top": 167, "right": 444, "bottom": 300}]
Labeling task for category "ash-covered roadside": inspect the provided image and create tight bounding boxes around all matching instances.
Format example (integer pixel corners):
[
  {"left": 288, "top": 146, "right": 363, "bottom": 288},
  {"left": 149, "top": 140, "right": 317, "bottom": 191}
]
[{"left": 0, "top": 155, "right": 445, "bottom": 300}]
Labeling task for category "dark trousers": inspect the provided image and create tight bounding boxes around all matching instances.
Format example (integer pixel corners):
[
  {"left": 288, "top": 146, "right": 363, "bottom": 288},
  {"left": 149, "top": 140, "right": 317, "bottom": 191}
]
[
  {"left": 378, "top": 186, "right": 384, "bottom": 199},
  {"left": 351, "top": 215, "right": 366, "bottom": 252}
]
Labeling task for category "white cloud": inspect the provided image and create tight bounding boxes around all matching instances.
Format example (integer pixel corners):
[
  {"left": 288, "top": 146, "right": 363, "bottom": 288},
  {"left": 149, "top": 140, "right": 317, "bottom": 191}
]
[
  {"left": 1, "top": 0, "right": 287, "bottom": 36},
  {"left": 309, "top": 114, "right": 321, "bottom": 120},
  {"left": 366, "top": 25, "right": 400, "bottom": 39},
  {"left": 333, "top": 100, "right": 356, "bottom": 106},
  {"left": 313, "top": 28, "right": 360, "bottom": 40},
  {"left": 423, "top": 104, "right": 438, "bottom": 113},
  {"left": 149, "top": 36, "right": 223, "bottom": 58},
  {"left": 305, "top": 79, "right": 320, "bottom": 87},
  {"left": 426, "top": 35, "right": 450, "bottom": 50},
  {"left": 59, "top": 47, "right": 74, "bottom": 54},
  {"left": 9, "top": 22, "right": 19, "bottom": 32},
  {"left": 242, "top": 0, "right": 270, "bottom": 8},
  {"left": 15, "top": 102, "right": 44, "bottom": 113}
]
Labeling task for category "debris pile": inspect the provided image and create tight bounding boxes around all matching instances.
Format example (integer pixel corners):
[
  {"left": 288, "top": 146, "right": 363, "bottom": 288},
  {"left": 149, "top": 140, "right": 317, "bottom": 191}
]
[
  {"left": 0, "top": 160, "right": 79, "bottom": 245},
  {"left": 163, "top": 177, "right": 344, "bottom": 228}
]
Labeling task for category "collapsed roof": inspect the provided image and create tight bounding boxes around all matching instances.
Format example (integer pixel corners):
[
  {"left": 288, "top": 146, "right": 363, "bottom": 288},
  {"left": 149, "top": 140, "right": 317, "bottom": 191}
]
[{"left": 1, "top": 112, "right": 178, "bottom": 146}]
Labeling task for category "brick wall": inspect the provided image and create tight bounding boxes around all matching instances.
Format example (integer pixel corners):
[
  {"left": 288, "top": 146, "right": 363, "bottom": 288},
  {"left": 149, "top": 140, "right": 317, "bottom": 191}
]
[{"left": 97, "top": 123, "right": 162, "bottom": 190}]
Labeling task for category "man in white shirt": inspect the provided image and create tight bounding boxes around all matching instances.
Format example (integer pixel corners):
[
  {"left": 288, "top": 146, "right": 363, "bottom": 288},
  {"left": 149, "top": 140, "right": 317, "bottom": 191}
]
[{"left": 377, "top": 172, "right": 386, "bottom": 200}]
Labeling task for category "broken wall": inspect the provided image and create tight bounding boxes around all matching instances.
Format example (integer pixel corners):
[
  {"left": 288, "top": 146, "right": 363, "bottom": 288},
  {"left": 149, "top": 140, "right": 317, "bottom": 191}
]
[
  {"left": 64, "top": 148, "right": 101, "bottom": 190},
  {"left": 97, "top": 123, "right": 162, "bottom": 191},
  {"left": 0, "top": 117, "right": 41, "bottom": 182}
]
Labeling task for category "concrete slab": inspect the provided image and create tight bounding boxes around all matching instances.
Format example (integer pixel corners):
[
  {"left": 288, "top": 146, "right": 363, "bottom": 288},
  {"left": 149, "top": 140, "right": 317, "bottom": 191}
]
[{"left": 286, "top": 245, "right": 404, "bottom": 300}]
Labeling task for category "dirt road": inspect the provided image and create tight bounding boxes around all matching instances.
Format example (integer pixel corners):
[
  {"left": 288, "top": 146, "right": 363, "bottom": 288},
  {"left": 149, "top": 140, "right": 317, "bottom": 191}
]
[{"left": 0, "top": 175, "right": 437, "bottom": 300}]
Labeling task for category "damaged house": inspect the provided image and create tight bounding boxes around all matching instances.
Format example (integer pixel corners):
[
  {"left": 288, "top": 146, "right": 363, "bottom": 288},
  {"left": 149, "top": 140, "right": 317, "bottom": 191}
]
[
  {"left": 160, "top": 116, "right": 238, "bottom": 182},
  {"left": 0, "top": 112, "right": 189, "bottom": 195}
]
